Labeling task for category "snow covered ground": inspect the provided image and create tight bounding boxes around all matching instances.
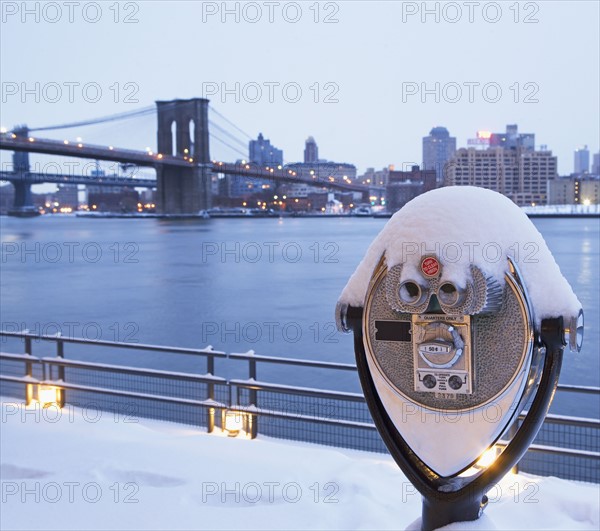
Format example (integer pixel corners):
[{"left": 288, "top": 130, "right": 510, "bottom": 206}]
[{"left": 1, "top": 398, "right": 598, "bottom": 531}]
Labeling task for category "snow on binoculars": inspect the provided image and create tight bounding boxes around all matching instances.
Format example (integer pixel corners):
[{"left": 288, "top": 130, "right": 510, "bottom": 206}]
[{"left": 336, "top": 187, "right": 584, "bottom": 531}]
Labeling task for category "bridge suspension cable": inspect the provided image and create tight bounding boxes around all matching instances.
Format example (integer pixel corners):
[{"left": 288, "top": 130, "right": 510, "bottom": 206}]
[
  {"left": 208, "top": 120, "right": 248, "bottom": 150},
  {"left": 208, "top": 107, "right": 253, "bottom": 140},
  {"left": 27, "top": 105, "right": 157, "bottom": 132},
  {"left": 209, "top": 133, "right": 248, "bottom": 159}
]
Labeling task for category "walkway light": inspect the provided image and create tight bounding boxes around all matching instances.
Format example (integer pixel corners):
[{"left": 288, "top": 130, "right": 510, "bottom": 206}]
[
  {"left": 223, "top": 410, "right": 244, "bottom": 437},
  {"left": 38, "top": 385, "right": 60, "bottom": 408}
]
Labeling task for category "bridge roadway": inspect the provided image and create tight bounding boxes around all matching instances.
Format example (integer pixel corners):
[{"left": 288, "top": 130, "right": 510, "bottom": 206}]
[
  {"left": 0, "top": 134, "right": 370, "bottom": 193},
  {"left": 0, "top": 171, "right": 156, "bottom": 188}
]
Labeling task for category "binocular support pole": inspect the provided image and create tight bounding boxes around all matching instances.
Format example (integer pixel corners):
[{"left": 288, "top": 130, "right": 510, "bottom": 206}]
[{"left": 349, "top": 306, "right": 565, "bottom": 531}]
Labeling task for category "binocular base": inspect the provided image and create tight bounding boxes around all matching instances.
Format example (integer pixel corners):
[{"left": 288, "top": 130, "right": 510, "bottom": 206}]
[
  {"left": 348, "top": 306, "right": 565, "bottom": 531},
  {"left": 421, "top": 494, "right": 488, "bottom": 531}
]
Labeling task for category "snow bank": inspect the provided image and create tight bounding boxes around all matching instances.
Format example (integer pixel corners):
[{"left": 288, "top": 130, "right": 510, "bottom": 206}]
[
  {"left": 338, "top": 187, "right": 582, "bottom": 324},
  {"left": 1, "top": 399, "right": 598, "bottom": 531}
]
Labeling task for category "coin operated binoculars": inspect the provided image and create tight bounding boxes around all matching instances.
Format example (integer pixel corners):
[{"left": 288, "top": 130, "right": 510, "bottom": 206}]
[{"left": 336, "top": 187, "right": 583, "bottom": 531}]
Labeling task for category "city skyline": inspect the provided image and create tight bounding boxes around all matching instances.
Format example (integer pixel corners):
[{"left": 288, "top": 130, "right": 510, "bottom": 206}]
[{"left": 1, "top": 1, "right": 598, "bottom": 180}]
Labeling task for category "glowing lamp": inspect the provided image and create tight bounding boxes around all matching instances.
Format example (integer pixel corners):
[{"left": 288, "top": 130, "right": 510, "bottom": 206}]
[
  {"left": 224, "top": 410, "right": 244, "bottom": 437},
  {"left": 38, "top": 385, "right": 60, "bottom": 408}
]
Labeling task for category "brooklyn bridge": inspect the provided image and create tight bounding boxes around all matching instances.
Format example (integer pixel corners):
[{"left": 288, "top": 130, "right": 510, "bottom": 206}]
[{"left": 0, "top": 98, "right": 371, "bottom": 215}]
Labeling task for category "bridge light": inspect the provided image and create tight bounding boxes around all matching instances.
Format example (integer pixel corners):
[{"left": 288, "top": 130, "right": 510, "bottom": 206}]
[
  {"left": 157, "top": 154, "right": 163, "bottom": 159},
  {"left": 282, "top": 195, "right": 287, "bottom": 199},
  {"left": 63, "top": 140, "right": 69, "bottom": 145},
  {"left": 241, "top": 160, "right": 246, "bottom": 164},
  {"left": 184, "top": 148, "right": 189, "bottom": 154},
  {"left": 274, "top": 195, "right": 278, "bottom": 199},
  {"left": 109, "top": 146, "right": 114, "bottom": 150},
  {"left": 78, "top": 143, "right": 83, "bottom": 148},
  {"left": 277, "top": 165, "right": 282, "bottom": 170},
  {"left": 310, "top": 170, "right": 315, "bottom": 175},
  {"left": 270, "top": 168, "right": 274, "bottom": 173},
  {"left": 28, "top": 137, "right": 35, "bottom": 142},
  {"left": 189, "top": 158, "right": 194, "bottom": 163},
  {"left": 245, "top": 165, "right": 250, "bottom": 169},
  {"left": 11, "top": 133, "right": 16, "bottom": 138}
]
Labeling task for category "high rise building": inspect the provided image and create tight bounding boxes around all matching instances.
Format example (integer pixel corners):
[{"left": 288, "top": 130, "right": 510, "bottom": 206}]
[
  {"left": 285, "top": 136, "right": 356, "bottom": 190},
  {"left": 304, "top": 136, "right": 318, "bottom": 163},
  {"left": 386, "top": 166, "right": 437, "bottom": 212},
  {"left": 223, "top": 133, "right": 283, "bottom": 199},
  {"left": 422, "top": 127, "right": 456, "bottom": 183},
  {"left": 592, "top": 152, "right": 600, "bottom": 176},
  {"left": 445, "top": 146, "right": 557, "bottom": 206},
  {"left": 574, "top": 145, "right": 590, "bottom": 174},
  {"left": 489, "top": 124, "right": 535, "bottom": 151},
  {"left": 249, "top": 133, "right": 283, "bottom": 166}
]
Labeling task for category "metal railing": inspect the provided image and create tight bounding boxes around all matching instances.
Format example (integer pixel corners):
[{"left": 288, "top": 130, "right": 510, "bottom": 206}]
[{"left": 1, "top": 330, "right": 598, "bottom": 483}]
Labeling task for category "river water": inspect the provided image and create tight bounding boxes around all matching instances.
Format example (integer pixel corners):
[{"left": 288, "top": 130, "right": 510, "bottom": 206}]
[{"left": 1, "top": 215, "right": 598, "bottom": 418}]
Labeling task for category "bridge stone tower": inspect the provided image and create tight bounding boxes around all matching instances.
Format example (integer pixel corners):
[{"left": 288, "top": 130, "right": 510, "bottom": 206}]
[
  {"left": 8, "top": 126, "right": 38, "bottom": 217},
  {"left": 156, "top": 98, "right": 212, "bottom": 214}
]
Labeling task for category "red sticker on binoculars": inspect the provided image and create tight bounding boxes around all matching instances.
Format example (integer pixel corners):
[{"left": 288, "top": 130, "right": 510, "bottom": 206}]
[{"left": 421, "top": 256, "right": 440, "bottom": 278}]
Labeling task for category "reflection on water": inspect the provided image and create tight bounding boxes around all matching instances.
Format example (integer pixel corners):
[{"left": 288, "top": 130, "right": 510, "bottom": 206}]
[{"left": 1, "top": 215, "right": 598, "bottom": 418}]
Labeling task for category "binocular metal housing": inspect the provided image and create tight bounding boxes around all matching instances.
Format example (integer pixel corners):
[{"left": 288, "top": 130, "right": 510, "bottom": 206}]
[{"left": 337, "top": 254, "right": 583, "bottom": 531}]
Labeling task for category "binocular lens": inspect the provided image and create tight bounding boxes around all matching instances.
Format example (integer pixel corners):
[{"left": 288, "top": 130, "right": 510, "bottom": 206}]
[
  {"left": 399, "top": 281, "right": 422, "bottom": 304},
  {"left": 438, "top": 282, "right": 462, "bottom": 307}
]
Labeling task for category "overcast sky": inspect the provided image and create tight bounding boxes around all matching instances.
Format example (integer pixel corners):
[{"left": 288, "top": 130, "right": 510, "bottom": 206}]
[{"left": 1, "top": 0, "right": 599, "bottom": 180}]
